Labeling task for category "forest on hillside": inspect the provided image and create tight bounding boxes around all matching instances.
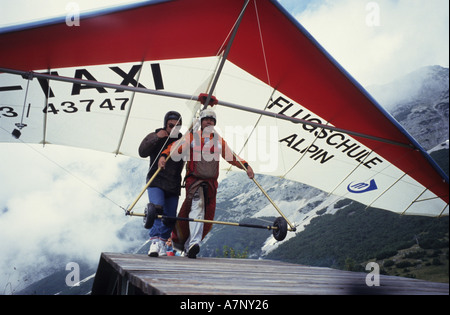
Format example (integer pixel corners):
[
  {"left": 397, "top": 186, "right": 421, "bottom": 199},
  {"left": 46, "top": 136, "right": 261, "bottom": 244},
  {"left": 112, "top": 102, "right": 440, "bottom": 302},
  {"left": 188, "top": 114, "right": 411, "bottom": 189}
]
[{"left": 266, "top": 202, "right": 448, "bottom": 270}]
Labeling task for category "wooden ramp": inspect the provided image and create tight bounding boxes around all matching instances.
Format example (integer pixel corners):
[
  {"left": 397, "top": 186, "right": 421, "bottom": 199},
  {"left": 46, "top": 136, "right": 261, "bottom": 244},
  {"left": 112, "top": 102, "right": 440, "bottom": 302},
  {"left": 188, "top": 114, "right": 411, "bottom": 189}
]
[{"left": 91, "top": 252, "right": 449, "bottom": 295}]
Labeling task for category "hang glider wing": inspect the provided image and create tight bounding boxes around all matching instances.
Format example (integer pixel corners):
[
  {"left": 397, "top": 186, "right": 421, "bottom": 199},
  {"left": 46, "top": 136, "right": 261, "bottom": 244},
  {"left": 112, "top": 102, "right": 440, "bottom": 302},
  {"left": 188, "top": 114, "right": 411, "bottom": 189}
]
[{"left": 0, "top": 0, "right": 448, "bottom": 217}]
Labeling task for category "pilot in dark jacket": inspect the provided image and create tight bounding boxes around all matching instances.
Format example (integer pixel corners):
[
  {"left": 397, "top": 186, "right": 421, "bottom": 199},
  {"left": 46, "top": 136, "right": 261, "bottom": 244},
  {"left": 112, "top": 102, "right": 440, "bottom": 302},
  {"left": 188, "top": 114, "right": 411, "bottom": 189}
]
[{"left": 138, "top": 111, "right": 184, "bottom": 257}]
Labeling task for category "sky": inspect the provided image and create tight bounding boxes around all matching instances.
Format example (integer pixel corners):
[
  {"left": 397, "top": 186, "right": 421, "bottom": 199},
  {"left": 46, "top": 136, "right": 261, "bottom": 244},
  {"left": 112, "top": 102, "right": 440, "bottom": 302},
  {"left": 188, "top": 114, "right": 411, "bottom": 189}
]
[
  {"left": 281, "top": 0, "right": 449, "bottom": 86},
  {"left": 0, "top": 0, "right": 449, "bottom": 293},
  {"left": 1, "top": 0, "right": 448, "bottom": 86}
]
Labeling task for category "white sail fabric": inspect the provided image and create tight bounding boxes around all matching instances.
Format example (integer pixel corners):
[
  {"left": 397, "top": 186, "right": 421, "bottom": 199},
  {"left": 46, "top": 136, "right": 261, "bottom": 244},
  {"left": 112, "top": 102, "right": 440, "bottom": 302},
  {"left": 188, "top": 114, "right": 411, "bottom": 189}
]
[
  {"left": 1, "top": 58, "right": 447, "bottom": 217},
  {"left": 0, "top": 0, "right": 448, "bottom": 217}
]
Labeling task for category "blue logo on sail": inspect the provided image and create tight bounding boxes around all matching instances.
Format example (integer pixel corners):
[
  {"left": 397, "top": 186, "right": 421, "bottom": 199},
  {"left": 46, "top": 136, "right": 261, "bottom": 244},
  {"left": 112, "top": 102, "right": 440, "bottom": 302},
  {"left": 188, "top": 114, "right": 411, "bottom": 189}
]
[{"left": 347, "top": 179, "right": 378, "bottom": 194}]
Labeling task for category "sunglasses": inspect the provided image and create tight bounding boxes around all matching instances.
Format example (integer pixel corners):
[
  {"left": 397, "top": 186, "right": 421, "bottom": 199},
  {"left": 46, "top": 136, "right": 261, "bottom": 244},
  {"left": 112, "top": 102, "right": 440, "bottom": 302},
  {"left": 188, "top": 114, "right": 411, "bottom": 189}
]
[{"left": 168, "top": 123, "right": 181, "bottom": 129}]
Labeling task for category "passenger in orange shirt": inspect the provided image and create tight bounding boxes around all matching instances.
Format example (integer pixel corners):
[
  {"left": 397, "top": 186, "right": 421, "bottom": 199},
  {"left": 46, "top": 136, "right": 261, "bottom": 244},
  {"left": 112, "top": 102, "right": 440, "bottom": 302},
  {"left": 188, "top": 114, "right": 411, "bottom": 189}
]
[{"left": 158, "top": 109, "right": 254, "bottom": 258}]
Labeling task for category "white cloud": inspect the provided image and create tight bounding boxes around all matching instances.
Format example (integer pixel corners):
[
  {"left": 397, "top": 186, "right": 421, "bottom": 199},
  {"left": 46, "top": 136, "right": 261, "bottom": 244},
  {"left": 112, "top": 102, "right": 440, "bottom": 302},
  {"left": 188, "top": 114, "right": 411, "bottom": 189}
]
[
  {"left": 295, "top": 0, "right": 449, "bottom": 86},
  {"left": 0, "top": 0, "right": 149, "bottom": 28},
  {"left": 0, "top": 144, "right": 148, "bottom": 293},
  {"left": 1, "top": 0, "right": 448, "bottom": 293}
]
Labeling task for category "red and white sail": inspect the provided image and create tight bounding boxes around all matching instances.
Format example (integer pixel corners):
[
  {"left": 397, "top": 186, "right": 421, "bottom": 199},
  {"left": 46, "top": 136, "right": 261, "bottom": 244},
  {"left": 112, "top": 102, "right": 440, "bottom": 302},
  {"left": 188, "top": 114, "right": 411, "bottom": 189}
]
[{"left": 1, "top": 0, "right": 448, "bottom": 216}]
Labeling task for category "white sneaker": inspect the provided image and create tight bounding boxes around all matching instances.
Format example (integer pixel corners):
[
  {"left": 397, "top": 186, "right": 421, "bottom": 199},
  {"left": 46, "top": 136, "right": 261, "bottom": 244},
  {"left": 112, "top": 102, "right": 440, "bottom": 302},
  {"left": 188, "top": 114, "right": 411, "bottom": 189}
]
[
  {"left": 158, "top": 239, "right": 168, "bottom": 257},
  {"left": 148, "top": 239, "right": 160, "bottom": 257}
]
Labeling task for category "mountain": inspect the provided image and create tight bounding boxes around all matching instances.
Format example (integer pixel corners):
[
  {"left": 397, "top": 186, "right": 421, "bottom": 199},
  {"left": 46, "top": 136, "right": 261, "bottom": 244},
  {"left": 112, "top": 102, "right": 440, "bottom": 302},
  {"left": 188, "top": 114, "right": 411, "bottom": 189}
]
[
  {"left": 265, "top": 199, "right": 449, "bottom": 282},
  {"left": 201, "top": 65, "right": 449, "bottom": 278},
  {"left": 12, "top": 66, "right": 449, "bottom": 294},
  {"left": 264, "top": 141, "right": 448, "bottom": 282},
  {"left": 367, "top": 65, "right": 449, "bottom": 150}
]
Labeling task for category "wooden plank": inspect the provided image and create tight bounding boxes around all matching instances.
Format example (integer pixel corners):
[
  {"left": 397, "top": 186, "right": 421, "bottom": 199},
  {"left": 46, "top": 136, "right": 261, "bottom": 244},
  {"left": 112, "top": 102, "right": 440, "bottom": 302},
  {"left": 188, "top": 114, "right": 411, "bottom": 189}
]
[{"left": 91, "top": 252, "right": 449, "bottom": 295}]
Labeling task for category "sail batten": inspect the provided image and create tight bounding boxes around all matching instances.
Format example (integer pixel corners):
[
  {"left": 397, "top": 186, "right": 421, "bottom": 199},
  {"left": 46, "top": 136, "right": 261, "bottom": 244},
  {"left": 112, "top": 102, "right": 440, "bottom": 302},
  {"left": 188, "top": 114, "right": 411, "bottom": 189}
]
[{"left": 0, "top": 0, "right": 447, "bottom": 217}]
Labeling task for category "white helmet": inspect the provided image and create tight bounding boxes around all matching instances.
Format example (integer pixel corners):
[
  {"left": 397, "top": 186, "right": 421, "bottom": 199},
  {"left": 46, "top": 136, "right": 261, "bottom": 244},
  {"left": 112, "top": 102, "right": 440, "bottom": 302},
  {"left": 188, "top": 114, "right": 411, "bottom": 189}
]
[{"left": 200, "top": 109, "right": 216, "bottom": 125}]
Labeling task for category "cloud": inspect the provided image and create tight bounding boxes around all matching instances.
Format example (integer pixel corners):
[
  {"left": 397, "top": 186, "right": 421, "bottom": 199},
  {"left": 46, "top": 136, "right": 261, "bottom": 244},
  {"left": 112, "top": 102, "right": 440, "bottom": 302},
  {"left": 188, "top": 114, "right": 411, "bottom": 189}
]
[
  {"left": 1, "top": 0, "right": 448, "bottom": 293},
  {"left": 293, "top": 0, "right": 449, "bottom": 86},
  {"left": 0, "top": 0, "right": 149, "bottom": 28},
  {"left": 0, "top": 144, "right": 148, "bottom": 293}
]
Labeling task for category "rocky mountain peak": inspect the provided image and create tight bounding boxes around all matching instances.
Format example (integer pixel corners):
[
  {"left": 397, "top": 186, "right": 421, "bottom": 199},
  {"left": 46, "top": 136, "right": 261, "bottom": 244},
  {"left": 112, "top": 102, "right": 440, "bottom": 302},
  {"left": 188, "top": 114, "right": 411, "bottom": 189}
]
[{"left": 368, "top": 65, "right": 449, "bottom": 150}]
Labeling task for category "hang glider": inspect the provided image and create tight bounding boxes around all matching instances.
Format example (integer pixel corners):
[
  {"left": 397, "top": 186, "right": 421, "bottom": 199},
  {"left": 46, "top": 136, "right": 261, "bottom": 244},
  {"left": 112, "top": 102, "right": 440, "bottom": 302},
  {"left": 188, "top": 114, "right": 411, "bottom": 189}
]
[{"left": 0, "top": 0, "right": 448, "bottom": 217}]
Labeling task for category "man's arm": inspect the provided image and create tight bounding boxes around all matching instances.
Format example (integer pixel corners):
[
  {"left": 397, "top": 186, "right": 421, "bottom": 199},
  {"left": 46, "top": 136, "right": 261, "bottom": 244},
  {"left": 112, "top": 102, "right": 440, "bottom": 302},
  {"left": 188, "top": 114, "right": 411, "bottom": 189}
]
[
  {"left": 221, "top": 138, "right": 254, "bottom": 179},
  {"left": 138, "top": 129, "right": 169, "bottom": 158},
  {"left": 158, "top": 132, "right": 191, "bottom": 168}
]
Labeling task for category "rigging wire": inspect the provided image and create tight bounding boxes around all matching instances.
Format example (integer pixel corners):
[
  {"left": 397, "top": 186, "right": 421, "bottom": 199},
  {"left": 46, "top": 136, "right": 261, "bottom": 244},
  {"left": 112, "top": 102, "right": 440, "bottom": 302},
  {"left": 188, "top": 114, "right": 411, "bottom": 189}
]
[
  {"left": 223, "top": 1, "right": 276, "bottom": 174},
  {"left": 216, "top": 18, "right": 239, "bottom": 57},
  {"left": 17, "top": 77, "right": 30, "bottom": 129},
  {"left": 201, "top": 0, "right": 250, "bottom": 111},
  {"left": 327, "top": 150, "right": 375, "bottom": 197},
  {"left": 282, "top": 123, "right": 331, "bottom": 178},
  {"left": 114, "top": 60, "right": 145, "bottom": 156},
  {"left": 224, "top": 88, "right": 278, "bottom": 175},
  {"left": 253, "top": 0, "right": 271, "bottom": 87},
  {"left": 311, "top": 146, "right": 441, "bottom": 216},
  {"left": 0, "top": 125, "right": 127, "bottom": 211},
  {"left": 43, "top": 68, "right": 52, "bottom": 145}
]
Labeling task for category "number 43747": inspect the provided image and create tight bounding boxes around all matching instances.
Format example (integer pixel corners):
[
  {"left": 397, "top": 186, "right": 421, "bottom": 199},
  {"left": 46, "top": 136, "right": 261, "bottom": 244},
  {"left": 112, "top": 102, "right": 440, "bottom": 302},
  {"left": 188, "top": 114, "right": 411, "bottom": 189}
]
[{"left": 43, "top": 97, "right": 129, "bottom": 114}]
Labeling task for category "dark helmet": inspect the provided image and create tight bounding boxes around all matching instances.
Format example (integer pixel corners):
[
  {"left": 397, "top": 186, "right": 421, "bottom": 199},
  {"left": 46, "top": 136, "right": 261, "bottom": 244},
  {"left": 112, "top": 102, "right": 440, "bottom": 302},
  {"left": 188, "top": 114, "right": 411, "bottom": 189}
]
[{"left": 164, "top": 111, "right": 182, "bottom": 128}]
